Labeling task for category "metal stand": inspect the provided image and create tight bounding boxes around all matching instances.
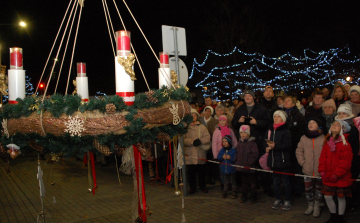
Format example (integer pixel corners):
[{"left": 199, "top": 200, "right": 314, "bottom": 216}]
[
  {"left": 170, "top": 26, "right": 188, "bottom": 197},
  {"left": 179, "top": 136, "right": 188, "bottom": 196},
  {"left": 37, "top": 153, "right": 46, "bottom": 223},
  {"left": 171, "top": 27, "right": 180, "bottom": 84}
]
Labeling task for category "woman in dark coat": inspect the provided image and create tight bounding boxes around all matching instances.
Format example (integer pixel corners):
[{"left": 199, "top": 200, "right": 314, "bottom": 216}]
[{"left": 265, "top": 110, "right": 292, "bottom": 211}]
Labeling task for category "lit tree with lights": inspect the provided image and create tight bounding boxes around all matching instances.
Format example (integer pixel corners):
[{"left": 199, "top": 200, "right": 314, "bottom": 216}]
[{"left": 190, "top": 46, "right": 360, "bottom": 100}]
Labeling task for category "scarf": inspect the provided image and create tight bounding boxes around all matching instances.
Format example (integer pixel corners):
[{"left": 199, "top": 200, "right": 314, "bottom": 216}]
[
  {"left": 219, "top": 125, "right": 231, "bottom": 138},
  {"left": 285, "top": 107, "right": 294, "bottom": 115},
  {"left": 322, "top": 112, "right": 337, "bottom": 129},
  {"left": 327, "top": 136, "right": 342, "bottom": 152},
  {"left": 273, "top": 122, "right": 285, "bottom": 130},
  {"left": 305, "top": 129, "right": 322, "bottom": 138},
  {"left": 341, "top": 117, "right": 354, "bottom": 126}
]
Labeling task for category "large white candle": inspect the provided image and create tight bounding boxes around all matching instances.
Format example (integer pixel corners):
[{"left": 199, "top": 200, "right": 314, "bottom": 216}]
[
  {"left": 76, "top": 62, "right": 89, "bottom": 102},
  {"left": 158, "top": 52, "right": 171, "bottom": 88}
]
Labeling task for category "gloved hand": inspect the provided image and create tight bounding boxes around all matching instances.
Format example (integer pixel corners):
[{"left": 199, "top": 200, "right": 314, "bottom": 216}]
[
  {"left": 193, "top": 139, "right": 202, "bottom": 147},
  {"left": 329, "top": 174, "right": 338, "bottom": 183},
  {"left": 321, "top": 172, "right": 330, "bottom": 182},
  {"left": 322, "top": 172, "right": 338, "bottom": 183}
]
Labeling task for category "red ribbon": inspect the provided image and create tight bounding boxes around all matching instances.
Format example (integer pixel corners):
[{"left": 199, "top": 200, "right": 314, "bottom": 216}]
[
  {"left": 166, "top": 142, "right": 173, "bottom": 184},
  {"left": 116, "top": 92, "right": 135, "bottom": 97},
  {"left": 89, "top": 152, "right": 97, "bottom": 195},
  {"left": 8, "top": 100, "right": 18, "bottom": 104},
  {"left": 133, "top": 145, "right": 147, "bottom": 222}
]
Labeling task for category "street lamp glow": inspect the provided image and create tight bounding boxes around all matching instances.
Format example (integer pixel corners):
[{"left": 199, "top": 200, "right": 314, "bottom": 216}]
[{"left": 19, "top": 22, "right": 26, "bottom": 27}]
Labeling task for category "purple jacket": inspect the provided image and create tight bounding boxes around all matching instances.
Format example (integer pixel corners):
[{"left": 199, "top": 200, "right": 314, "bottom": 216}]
[
  {"left": 212, "top": 126, "right": 237, "bottom": 159},
  {"left": 234, "top": 137, "right": 259, "bottom": 173}
]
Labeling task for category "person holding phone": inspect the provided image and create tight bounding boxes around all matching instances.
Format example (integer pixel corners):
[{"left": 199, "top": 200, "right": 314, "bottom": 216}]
[
  {"left": 264, "top": 110, "right": 292, "bottom": 211},
  {"left": 232, "top": 90, "right": 273, "bottom": 196}
]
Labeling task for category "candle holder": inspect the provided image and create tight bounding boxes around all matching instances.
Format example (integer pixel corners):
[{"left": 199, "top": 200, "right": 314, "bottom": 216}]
[
  {"left": 159, "top": 52, "right": 169, "bottom": 68},
  {"left": 10, "top": 48, "right": 23, "bottom": 70},
  {"left": 116, "top": 30, "right": 131, "bottom": 57}
]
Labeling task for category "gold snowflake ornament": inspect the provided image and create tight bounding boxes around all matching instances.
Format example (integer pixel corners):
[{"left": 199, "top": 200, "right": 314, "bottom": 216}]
[{"left": 64, "top": 115, "right": 86, "bottom": 137}]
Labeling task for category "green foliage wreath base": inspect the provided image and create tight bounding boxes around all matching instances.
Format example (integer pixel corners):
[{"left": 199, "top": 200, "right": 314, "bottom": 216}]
[{"left": 0, "top": 86, "right": 193, "bottom": 157}]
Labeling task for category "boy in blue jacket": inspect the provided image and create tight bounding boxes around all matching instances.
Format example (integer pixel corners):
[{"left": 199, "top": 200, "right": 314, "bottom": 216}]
[{"left": 217, "top": 135, "right": 237, "bottom": 198}]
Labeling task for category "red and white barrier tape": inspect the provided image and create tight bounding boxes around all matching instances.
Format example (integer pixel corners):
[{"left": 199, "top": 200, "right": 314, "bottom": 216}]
[{"left": 186, "top": 155, "right": 360, "bottom": 182}]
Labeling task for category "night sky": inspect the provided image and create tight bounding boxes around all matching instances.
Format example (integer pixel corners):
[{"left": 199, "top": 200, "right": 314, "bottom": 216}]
[{"left": 1, "top": 1, "right": 360, "bottom": 96}]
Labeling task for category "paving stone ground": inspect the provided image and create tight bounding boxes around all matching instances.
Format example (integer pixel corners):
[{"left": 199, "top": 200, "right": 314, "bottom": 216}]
[{"left": 0, "top": 155, "right": 359, "bottom": 223}]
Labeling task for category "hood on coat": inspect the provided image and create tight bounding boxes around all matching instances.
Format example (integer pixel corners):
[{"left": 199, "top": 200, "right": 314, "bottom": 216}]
[{"left": 240, "top": 136, "right": 256, "bottom": 142}]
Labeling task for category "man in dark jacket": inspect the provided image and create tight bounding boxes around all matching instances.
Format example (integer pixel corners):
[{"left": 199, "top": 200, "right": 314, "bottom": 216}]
[
  {"left": 283, "top": 96, "right": 307, "bottom": 197},
  {"left": 232, "top": 90, "right": 272, "bottom": 152},
  {"left": 232, "top": 90, "right": 272, "bottom": 195},
  {"left": 259, "top": 86, "right": 277, "bottom": 116},
  {"left": 305, "top": 90, "right": 327, "bottom": 132}
]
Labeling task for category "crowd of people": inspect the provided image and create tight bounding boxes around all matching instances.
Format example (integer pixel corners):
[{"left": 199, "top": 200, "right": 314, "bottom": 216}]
[{"left": 184, "top": 83, "right": 360, "bottom": 223}]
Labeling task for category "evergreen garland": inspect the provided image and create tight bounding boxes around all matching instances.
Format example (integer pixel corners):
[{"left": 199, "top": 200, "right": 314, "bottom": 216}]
[{"left": 0, "top": 86, "right": 193, "bottom": 157}]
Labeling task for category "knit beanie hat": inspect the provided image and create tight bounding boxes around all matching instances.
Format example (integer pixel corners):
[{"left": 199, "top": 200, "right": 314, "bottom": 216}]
[
  {"left": 243, "top": 90, "right": 255, "bottom": 99},
  {"left": 330, "top": 120, "right": 351, "bottom": 145},
  {"left": 273, "top": 110, "right": 288, "bottom": 122},
  {"left": 322, "top": 99, "right": 336, "bottom": 111},
  {"left": 349, "top": 85, "right": 360, "bottom": 95},
  {"left": 334, "top": 82, "right": 343, "bottom": 88},
  {"left": 203, "top": 106, "right": 214, "bottom": 115},
  {"left": 239, "top": 125, "right": 250, "bottom": 135},
  {"left": 191, "top": 108, "right": 199, "bottom": 119},
  {"left": 222, "top": 135, "right": 232, "bottom": 146},
  {"left": 335, "top": 103, "right": 354, "bottom": 120},
  {"left": 219, "top": 115, "right": 228, "bottom": 121},
  {"left": 308, "top": 117, "right": 322, "bottom": 129}
]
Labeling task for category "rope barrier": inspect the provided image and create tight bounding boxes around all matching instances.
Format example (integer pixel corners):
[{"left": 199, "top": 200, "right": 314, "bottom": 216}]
[{"left": 185, "top": 155, "right": 360, "bottom": 182}]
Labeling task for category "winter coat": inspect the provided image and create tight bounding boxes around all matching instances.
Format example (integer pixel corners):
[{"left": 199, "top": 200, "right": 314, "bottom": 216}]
[
  {"left": 336, "top": 118, "right": 360, "bottom": 174},
  {"left": 296, "top": 101, "right": 306, "bottom": 116},
  {"left": 345, "top": 101, "right": 360, "bottom": 117},
  {"left": 234, "top": 137, "right": 259, "bottom": 173},
  {"left": 334, "top": 97, "right": 348, "bottom": 109},
  {"left": 259, "top": 97, "right": 277, "bottom": 116},
  {"left": 265, "top": 124, "right": 292, "bottom": 169},
  {"left": 296, "top": 133, "right": 325, "bottom": 177},
  {"left": 284, "top": 106, "right": 307, "bottom": 158},
  {"left": 323, "top": 112, "right": 336, "bottom": 133},
  {"left": 217, "top": 147, "right": 236, "bottom": 174},
  {"left": 212, "top": 126, "right": 238, "bottom": 159},
  {"left": 184, "top": 121, "right": 211, "bottom": 165},
  {"left": 318, "top": 135, "right": 353, "bottom": 188},
  {"left": 232, "top": 102, "right": 271, "bottom": 153},
  {"left": 207, "top": 118, "right": 219, "bottom": 140},
  {"left": 305, "top": 105, "right": 327, "bottom": 131},
  {"left": 200, "top": 116, "right": 216, "bottom": 140}
]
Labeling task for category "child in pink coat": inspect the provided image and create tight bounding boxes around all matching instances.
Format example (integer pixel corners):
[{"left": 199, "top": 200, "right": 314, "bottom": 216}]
[
  {"left": 212, "top": 115, "right": 237, "bottom": 186},
  {"left": 212, "top": 115, "right": 238, "bottom": 158}
]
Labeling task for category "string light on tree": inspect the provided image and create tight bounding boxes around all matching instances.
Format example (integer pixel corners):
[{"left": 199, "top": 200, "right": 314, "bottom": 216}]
[{"left": 190, "top": 46, "right": 360, "bottom": 99}]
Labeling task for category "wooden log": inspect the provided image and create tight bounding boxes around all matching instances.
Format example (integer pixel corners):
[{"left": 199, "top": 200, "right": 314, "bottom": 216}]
[{"left": 6, "top": 100, "right": 190, "bottom": 136}]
